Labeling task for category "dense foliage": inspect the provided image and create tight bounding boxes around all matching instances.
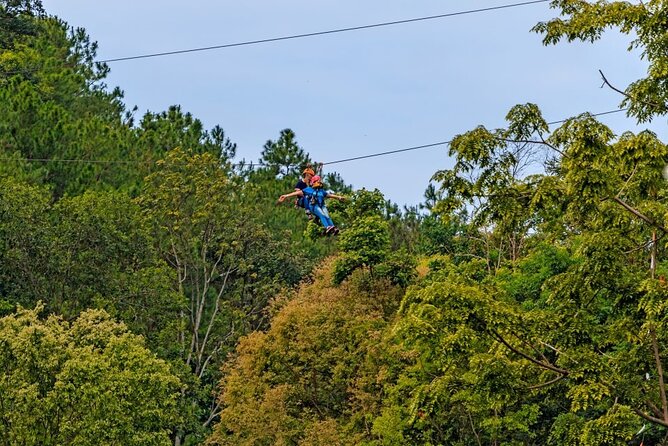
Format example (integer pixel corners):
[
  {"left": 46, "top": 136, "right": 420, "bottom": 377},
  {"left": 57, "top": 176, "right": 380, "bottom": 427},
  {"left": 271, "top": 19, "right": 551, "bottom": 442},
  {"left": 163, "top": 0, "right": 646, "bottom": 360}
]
[
  {"left": 0, "top": 305, "right": 181, "bottom": 445},
  {"left": 2, "top": 0, "right": 668, "bottom": 445},
  {"left": 0, "top": 2, "right": 338, "bottom": 443}
]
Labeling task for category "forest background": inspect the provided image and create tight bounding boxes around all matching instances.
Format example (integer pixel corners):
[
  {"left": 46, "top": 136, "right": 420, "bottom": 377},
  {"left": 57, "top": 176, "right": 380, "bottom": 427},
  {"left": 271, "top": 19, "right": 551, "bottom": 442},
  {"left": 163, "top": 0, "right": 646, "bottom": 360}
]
[{"left": 2, "top": 1, "right": 668, "bottom": 445}]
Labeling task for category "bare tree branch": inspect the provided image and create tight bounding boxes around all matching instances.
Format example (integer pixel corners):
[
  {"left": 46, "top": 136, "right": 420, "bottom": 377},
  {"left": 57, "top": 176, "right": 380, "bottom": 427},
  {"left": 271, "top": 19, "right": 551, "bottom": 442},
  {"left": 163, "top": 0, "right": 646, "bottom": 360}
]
[
  {"left": 497, "top": 136, "right": 564, "bottom": 157},
  {"left": 467, "top": 411, "right": 483, "bottom": 446},
  {"left": 599, "top": 69, "right": 665, "bottom": 111},
  {"left": 203, "top": 400, "right": 223, "bottom": 428},
  {"left": 197, "top": 265, "right": 237, "bottom": 373},
  {"left": 616, "top": 163, "right": 638, "bottom": 199},
  {"left": 645, "top": 398, "right": 664, "bottom": 420},
  {"left": 624, "top": 232, "right": 666, "bottom": 254}
]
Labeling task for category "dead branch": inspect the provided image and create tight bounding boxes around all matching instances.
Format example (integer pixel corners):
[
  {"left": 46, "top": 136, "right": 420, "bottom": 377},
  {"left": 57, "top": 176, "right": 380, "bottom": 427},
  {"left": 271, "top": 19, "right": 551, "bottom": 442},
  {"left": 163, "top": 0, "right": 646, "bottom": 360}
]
[{"left": 599, "top": 69, "right": 665, "bottom": 111}]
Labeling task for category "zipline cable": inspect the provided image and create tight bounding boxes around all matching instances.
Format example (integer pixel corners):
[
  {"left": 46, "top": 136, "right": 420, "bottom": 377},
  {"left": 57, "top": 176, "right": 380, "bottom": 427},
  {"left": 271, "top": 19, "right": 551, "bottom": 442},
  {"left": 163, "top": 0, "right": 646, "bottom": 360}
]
[
  {"left": 99, "top": 0, "right": 550, "bottom": 63},
  {"left": 321, "top": 108, "right": 628, "bottom": 166},
  {"left": 1, "top": 0, "right": 551, "bottom": 76}
]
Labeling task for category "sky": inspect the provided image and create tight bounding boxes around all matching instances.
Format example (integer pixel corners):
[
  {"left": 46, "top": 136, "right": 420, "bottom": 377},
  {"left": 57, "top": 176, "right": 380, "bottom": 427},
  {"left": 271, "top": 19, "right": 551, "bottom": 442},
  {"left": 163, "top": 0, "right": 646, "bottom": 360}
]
[{"left": 41, "top": 0, "right": 667, "bottom": 208}]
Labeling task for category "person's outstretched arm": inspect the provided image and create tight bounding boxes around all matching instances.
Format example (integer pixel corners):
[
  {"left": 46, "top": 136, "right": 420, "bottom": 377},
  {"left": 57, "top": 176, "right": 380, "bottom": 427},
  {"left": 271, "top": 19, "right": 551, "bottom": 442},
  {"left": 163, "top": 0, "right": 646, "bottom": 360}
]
[
  {"left": 278, "top": 190, "right": 304, "bottom": 203},
  {"left": 326, "top": 193, "right": 346, "bottom": 201}
]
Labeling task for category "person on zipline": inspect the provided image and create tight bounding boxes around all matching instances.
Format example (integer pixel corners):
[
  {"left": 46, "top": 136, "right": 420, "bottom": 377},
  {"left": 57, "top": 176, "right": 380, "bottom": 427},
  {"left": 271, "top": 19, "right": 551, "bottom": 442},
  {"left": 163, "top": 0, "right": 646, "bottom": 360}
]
[
  {"left": 294, "top": 167, "right": 316, "bottom": 221},
  {"left": 278, "top": 175, "right": 345, "bottom": 235}
]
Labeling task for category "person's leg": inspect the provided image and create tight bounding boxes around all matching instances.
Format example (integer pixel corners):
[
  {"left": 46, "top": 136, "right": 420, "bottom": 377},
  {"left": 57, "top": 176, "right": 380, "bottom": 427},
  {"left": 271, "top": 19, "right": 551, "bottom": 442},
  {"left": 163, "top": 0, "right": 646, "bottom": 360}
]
[
  {"left": 310, "top": 205, "right": 334, "bottom": 228},
  {"left": 318, "top": 205, "right": 338, "bottom": 234}
]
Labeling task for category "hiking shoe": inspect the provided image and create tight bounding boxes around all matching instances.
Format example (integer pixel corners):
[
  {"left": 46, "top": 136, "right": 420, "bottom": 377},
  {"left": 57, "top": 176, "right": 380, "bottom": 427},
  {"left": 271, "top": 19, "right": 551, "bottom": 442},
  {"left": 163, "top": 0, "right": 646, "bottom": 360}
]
[{"left": 325, "top": 226, "right": 335, "bottom": 235}]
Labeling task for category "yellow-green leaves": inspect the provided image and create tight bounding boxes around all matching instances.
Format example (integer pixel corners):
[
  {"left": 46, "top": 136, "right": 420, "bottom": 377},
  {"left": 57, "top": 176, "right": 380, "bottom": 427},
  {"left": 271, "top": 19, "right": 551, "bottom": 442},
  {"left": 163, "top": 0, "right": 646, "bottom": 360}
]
[
  {"left": 210, "top": 264, "right": 389, "bottom": 445},
  {"left": 0, "top": 306, "right": 180, "bottom": 445}
]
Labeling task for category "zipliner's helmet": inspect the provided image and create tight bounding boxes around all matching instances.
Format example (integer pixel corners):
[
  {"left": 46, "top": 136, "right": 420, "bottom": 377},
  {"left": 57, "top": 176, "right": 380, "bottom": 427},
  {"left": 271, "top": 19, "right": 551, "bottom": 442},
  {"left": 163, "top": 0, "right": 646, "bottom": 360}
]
[{"left": 310, "top": 175, "right": 323, "bottom": 188}]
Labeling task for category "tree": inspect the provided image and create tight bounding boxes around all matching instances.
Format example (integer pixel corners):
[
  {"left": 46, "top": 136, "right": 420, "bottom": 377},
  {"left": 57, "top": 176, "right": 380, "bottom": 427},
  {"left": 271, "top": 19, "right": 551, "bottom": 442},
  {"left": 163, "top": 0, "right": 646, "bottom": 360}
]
[
  {"left": 378, "top": 258, "right": 548, "bottom": 445},
  {"left": 0, "top": 305, "right": 181, "bottom": 445},
  {"left": 425, "top": 99, "right": 668, "bottom": 443},
  {"left": 432, "top": 103, "right": 551, "bottom": 266},
  {"left": 415, "top": 212, "right": 471, "bottom": 259},
  {"left": 136, "top": 106, "right": 236, "bottom": 162},
  {"left": 139, "top": 148, "right": 306, "bottom": 445},
  {"left": 323, "top": 171, "right": 353, "bottom": 195},
  {"left": 0, "top": 0, "right": 44, "bottom": 50},
  {"left": 0, "top": 13, "right": 137, "bottom": 197},
  {"left": 1, "top": 12, "right": 242, "bottom": 198},
  {"left": 0, "top": 176, "right": 51, "bottom": 308},
  {"left": 534, "top": 0, "right": 668, "bottom": 122},
  {"left": 420, "top": 183, "right": 443, "bottom": 212},
  {"left": 0, "top": 178, "right": 183, "bottom": 356},
  {"left": 332, "top": 189, "right": 390, "bottom": 284},
  {"left": 260, "top": 128, "right": 312, "bottom": 177},
  {"left": 331, "top": 189, "right": 417, "bottom": 288},
  {"left": 209, "top": 262, "right": 397, "bottom": 446},
  {"left": 49, "top": 191, "right": 184, "bottom": 351}
]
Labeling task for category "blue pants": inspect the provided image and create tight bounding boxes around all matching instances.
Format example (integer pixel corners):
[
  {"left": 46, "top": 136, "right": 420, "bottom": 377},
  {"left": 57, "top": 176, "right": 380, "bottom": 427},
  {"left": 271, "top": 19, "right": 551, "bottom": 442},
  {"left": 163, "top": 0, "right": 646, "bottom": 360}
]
[{"left": 310, "top": 204, "right": 334, "bottom": 228}]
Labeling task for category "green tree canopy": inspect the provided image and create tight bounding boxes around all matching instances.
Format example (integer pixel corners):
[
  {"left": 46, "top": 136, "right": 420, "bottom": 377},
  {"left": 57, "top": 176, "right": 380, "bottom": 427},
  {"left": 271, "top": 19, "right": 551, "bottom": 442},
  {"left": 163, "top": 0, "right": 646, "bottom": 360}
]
[
  {"left": 139, "top": 148, "right": 310, "bottom": 444},
  {"left": 0, "top": 177, "right": 183, "bottom": 354},
  {"left": 0, "top": 305, "right": 181, "bottom": 445},
  {"left": 260, "top": 128, "right": 312, "bottom": 178},
  {"left": 0, "top": 0, "right": 44, "bottom": 50},
  {"left": 209, "top": 262, "right": 403, "bottom": 446}
]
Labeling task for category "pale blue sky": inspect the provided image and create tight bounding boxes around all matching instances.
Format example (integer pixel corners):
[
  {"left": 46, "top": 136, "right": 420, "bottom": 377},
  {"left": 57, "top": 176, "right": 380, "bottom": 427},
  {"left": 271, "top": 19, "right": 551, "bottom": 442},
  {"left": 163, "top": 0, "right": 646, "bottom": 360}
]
[{"left": 42, "top": 0, "right": 667, "bottom": 207}]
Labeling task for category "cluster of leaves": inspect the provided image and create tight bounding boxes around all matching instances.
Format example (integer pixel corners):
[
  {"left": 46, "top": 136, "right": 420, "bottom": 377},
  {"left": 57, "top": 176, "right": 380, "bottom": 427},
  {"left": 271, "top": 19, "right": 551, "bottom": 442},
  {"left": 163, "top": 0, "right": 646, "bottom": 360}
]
[
  {"left": 534, "top": 0, "right": 668, "bottom": 122},
  {"left": 332, "top": 189, "right": 417, "bottom": 287},
  {"left": 209, "top": 261, "right": 405, "bottom": 446},
  {"left": 0, "top": 305, "right": 181, "bottom": 445}
]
